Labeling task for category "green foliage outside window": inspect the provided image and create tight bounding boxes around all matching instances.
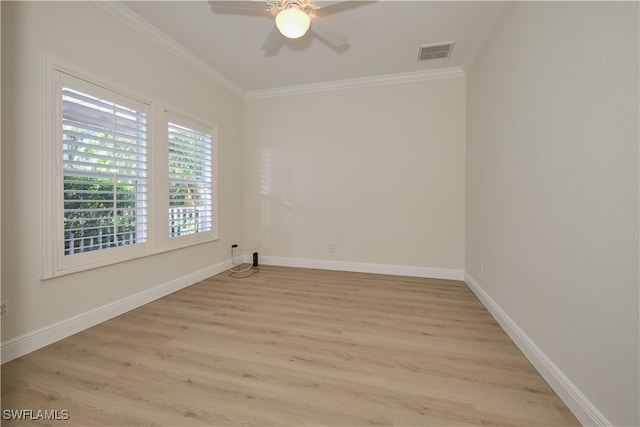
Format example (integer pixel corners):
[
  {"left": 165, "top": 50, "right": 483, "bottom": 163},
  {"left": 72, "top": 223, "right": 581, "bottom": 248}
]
[{"left": 63, "top": 176, "right": 139, "bottom": 254}]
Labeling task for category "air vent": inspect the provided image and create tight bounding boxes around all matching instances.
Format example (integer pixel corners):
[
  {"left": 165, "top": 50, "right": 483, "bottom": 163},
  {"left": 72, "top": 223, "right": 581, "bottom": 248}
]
[{"left": 418, "top": 42, "right": 455, "bottom": 61}]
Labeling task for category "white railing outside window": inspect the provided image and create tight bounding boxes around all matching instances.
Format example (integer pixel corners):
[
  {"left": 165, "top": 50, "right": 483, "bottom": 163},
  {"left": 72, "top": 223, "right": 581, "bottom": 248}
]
[
  {"left": 169, "top": 206, "right": 202, "bottom": 237},
  {"left": 168, "top": 118, "right": 213, "bottom": 238}
]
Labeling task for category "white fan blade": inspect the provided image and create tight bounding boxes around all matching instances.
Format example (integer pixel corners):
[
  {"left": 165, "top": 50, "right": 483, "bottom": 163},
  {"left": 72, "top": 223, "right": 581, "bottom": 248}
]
[
  {"left": 209, "top": 1, "right": 269, "bottom": 13},
  {"left": 314, "top": 1, "right": 345, "bottom": 8},
  {"left": 261, "top": 26, "right": 285, "bottom": 54},
  {"left": 311, "top": 17, "right": 348, "bottom": 48},
  {"left": 315, "top": 0, "right": 374, "bottom": 16}
]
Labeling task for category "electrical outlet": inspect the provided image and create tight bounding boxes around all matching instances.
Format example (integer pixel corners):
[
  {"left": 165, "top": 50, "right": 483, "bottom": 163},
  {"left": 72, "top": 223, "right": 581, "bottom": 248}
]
[
  {"left": 1, "top": 301, "right": 7, "bottom": 320},
  {"left": 329, "top": 242, "right": 336, "bottom": 253}
]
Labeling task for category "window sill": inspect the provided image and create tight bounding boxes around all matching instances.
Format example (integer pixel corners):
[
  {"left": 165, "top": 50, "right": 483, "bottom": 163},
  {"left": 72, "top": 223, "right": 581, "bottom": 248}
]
[{"left": 42, "top": 235, "right": 219, "bottom": 281}]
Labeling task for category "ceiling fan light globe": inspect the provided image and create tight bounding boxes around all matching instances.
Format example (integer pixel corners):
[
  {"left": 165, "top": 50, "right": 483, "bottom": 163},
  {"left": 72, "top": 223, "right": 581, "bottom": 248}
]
[{"left": 275, "top": 8, "right": 311, "bottom": 39}]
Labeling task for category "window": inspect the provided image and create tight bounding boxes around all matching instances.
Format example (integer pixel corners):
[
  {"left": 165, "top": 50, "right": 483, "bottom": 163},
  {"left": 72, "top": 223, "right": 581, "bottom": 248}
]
[
  {"left": 167, "top": 117, "right": 214, "bottom": 239},
  {"left": 43, "top": 62, "right": 218, "bottom": 278},
  {"left": 44, "top": 67, "right": 152, "bottom": 277},
  {"left": 62, "top": 85, "right": 148, "bottom": 255}
]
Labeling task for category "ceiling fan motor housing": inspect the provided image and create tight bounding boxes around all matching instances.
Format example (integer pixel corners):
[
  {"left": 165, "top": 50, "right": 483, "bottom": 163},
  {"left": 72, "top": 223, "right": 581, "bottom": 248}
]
[{"left": 269, "top": 0, "right": 317, "bottom": 17}]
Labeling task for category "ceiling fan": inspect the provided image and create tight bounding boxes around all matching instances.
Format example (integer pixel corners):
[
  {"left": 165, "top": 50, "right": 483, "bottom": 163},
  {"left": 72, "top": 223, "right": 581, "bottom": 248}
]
[{"left": 210, "top": 0, "right": 359, "bottom": 52}]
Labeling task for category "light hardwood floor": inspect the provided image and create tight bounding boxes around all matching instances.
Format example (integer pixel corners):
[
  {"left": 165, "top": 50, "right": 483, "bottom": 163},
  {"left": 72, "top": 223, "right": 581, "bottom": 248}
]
[{"left": 2, "top": 266, "right": 579, "bottom": 426}]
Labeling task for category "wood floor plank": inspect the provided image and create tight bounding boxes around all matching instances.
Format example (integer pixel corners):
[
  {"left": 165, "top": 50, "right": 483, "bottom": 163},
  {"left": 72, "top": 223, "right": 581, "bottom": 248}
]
[{"left": 1, "top": 266, "right": 580, "bottom": 426}]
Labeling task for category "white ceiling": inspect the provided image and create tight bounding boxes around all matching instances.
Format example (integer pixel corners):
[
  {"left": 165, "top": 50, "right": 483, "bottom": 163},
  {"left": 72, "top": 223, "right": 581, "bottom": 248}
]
[{"left": 117, "top": 1, "right": 507, "bottom": 94}]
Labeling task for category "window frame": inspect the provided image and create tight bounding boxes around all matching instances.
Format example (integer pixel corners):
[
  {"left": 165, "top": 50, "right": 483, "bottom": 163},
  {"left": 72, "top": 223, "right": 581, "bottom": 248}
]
[
  {"left": 162, "top": 109, "right": 218, "bottom": 251},
  {"left": 42, "top": 58, "right": 219, "bottom": 279}
]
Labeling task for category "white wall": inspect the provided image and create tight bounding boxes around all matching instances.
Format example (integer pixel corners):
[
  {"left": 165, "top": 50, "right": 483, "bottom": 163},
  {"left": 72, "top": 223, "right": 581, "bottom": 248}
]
[
  {"left": 243, "top": 78, "right": 466, "bottom": 275},
  {"left": 1, "top": 2, "right": 244, "bottom": 347},
  {"left": 4, "top": 1, "right": 638, "bottom": 424},
  {"left": 466, "top": 2, "right": 639, "bottom": 426}
]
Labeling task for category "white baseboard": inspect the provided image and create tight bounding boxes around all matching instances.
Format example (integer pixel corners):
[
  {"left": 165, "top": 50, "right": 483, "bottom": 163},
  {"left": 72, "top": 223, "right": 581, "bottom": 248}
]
[
  {"left": 260, "top": 255, "right": 464, "bottom": 281},
  {"left": 1, "top": 259, "right": 234, "bottom": 364},
  {"left": 463, "top": 272, "right": 611, "bottom": 427},
  {"left": 1, "top": 259, "right": 608, "bottom": 426}
]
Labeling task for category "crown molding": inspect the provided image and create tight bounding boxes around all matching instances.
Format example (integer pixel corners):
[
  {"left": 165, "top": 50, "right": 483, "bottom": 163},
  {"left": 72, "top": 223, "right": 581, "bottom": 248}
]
[
  {"left": 244, "top": 67, "right": 465, "bottom": 100},
  {"left": 94, "top": 1, "right": 244, "bottom": 98},
  {"left": 94, "top": 2, "right": 465, "bottom": 101}
]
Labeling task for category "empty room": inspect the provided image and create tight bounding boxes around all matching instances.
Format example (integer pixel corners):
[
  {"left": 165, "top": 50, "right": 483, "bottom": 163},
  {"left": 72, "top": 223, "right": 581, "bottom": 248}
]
[{"left": 1, "top": 1, "right": 638, "bottom": 426}]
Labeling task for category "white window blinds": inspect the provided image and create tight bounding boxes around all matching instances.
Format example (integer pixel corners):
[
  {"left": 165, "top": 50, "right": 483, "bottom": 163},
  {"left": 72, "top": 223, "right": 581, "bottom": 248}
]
[
  {"left": 62, "top": 80, "right": 148, "bottom": 255},
  {"left": 168, "top": 119, "right": 213, "bottom": 238}
]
